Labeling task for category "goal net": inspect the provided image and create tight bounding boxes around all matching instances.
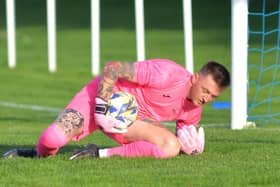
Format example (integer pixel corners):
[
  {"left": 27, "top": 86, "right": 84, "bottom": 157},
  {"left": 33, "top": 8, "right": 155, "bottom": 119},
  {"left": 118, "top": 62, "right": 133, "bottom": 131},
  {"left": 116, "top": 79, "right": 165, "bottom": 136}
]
[{"left": 247, "top": 0, "right": 280, "bottom": 126}]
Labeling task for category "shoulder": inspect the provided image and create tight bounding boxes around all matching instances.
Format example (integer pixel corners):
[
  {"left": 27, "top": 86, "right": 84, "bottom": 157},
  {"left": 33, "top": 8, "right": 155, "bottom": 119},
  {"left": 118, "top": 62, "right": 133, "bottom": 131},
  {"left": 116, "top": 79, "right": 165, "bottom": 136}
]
[
  {"left": 134, "top": 58, "right": 192, "bottom": 87},
  {"left": 135, "top": 58, "right": 181, "bottom": 67},
  {"left": 135, "top": 58, "right": 188, "bottom": 73}
]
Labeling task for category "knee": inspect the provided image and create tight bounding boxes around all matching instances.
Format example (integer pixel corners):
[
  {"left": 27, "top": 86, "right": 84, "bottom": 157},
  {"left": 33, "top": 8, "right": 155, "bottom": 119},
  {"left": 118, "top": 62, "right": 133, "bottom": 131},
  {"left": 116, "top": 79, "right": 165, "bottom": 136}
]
[
  {"left": 55, "top": 108, "right": 84, "bottom": 139},
  {"left": 160, "top": 136, "right": 181, "bottom": 158}
]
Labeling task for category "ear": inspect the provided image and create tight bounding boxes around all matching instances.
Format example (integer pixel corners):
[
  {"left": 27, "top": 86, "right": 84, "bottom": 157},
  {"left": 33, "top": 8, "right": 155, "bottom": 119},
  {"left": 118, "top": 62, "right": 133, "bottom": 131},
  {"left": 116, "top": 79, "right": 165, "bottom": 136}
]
[{"left": 191, "top": 73, "right": 200, "bottom": 85}]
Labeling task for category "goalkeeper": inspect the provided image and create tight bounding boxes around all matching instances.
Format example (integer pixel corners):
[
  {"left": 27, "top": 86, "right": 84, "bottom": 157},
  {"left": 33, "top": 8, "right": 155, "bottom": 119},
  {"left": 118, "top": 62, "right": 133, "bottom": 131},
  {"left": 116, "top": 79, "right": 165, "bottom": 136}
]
[{"left": 3, "top": 58, "right": 230, "bottom": 159}]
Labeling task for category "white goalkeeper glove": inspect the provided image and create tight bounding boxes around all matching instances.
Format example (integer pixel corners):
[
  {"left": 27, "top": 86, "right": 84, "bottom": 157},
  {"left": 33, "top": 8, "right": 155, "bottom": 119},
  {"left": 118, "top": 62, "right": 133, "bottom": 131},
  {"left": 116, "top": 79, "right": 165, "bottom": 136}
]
[
  {"left": 95, "top": 97, "right": 128, "bottom": 133},
  {"left": 177, "top": 125, "right": 205, "bottom": 155}
]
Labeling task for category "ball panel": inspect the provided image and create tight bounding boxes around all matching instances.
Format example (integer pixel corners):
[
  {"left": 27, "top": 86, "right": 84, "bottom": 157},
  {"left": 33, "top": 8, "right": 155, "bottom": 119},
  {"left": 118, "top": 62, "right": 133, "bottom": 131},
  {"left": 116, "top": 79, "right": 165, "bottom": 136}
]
[{"left": 106, "top": 91, "right": 138, "bottom": 127}]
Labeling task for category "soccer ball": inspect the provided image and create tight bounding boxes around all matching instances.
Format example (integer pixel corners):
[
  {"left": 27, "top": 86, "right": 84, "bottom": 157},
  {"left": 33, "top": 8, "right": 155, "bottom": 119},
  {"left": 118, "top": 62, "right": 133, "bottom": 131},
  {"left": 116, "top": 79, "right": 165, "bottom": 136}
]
[{"left": 106, "top": 91, "right": 138, "bottom": 127}]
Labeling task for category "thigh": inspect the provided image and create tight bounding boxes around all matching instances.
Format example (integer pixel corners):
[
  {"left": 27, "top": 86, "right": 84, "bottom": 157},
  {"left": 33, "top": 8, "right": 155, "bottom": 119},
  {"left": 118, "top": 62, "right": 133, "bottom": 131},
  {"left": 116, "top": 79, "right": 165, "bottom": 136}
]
[{"left": 123, "top": 119, "right": 178, "bottom": 148}]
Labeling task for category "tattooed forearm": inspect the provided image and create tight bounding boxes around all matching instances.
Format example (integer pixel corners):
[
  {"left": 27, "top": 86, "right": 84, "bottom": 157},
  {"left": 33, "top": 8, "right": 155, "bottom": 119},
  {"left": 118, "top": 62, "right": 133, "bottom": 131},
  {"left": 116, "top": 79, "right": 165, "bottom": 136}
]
[
  {"left": 98, "top": 76, "right": 115, "bottom": 100},
  {"left": 98, "top": 62, "right": 135, "bottom": 100}
]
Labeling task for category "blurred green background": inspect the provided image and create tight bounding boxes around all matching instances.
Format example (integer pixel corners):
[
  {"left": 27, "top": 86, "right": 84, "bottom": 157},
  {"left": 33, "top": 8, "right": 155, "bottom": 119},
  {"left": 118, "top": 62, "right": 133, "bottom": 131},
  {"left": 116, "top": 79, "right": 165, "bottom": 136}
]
[
  {"left": 0, "top": 0, "right": 231, "bottom": 126},
  {"left": 2, "top": 1, "right": 280, "bottom": 187}
]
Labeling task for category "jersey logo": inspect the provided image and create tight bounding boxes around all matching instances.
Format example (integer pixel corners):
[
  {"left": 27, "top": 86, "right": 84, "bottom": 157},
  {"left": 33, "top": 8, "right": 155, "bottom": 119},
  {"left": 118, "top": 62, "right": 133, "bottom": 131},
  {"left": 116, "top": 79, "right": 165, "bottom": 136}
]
[{"left": 162, "top": 94, "right": 171, "bottom": 98}]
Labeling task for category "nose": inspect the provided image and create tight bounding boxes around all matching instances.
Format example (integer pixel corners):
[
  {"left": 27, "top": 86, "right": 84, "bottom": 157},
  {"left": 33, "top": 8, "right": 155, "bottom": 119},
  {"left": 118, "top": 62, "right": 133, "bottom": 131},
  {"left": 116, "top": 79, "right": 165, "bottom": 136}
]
[{"left": 203, "top": 93, "right": 213, "bottom": 103}]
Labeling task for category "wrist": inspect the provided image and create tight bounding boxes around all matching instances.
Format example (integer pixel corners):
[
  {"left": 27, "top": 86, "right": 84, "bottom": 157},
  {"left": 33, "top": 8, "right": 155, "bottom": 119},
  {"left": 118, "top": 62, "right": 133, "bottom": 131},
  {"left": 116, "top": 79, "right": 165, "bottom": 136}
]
[{"left": 95, "top": 97, "right": 108, "bottom": 114}]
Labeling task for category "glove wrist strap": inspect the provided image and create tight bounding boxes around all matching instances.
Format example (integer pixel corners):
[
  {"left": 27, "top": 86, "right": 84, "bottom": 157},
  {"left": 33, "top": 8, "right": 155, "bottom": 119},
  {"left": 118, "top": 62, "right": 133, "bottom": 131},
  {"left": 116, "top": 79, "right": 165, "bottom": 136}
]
[
  {"left": 95, "top": 96, "right": 109, "bottom": 114},
  {"left": 95, "top": 104, "right": 108, "bottom": 114}
]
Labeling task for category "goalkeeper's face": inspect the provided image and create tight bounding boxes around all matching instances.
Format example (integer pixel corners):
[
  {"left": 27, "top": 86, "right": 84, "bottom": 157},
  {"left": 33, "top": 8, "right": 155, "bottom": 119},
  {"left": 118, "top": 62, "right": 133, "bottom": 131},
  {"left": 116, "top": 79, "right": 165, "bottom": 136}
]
[{"left": 188, "top": 73, "right": 224, "bottom": 106}]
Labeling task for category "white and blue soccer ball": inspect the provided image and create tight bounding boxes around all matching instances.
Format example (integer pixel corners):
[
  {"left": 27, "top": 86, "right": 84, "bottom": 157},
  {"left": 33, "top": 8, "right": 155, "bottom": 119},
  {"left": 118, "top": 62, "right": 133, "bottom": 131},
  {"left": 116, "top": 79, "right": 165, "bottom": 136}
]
[{"left": 106, "top": 91, "right": 138, "bottom": 127}]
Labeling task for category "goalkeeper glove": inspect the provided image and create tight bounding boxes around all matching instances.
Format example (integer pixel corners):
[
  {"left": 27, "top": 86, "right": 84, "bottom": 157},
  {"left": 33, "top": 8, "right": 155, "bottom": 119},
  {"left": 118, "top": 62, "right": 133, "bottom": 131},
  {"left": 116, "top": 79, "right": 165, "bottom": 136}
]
[
  {"left": 177, "top": 125, "right": 205, "bottom": 155},
  {"left": 95, "top": 97, "right": 128, "bottom": 133}
]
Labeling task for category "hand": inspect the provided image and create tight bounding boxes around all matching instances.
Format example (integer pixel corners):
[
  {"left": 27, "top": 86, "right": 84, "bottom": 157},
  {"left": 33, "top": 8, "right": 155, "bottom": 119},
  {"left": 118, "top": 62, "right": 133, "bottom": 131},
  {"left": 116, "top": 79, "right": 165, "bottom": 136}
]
[
  {"left": 177, "top": 125, "right": 205, "bottom": 155},
  {"left": 95, "top": 97, "right": 128, "bottom": 133}
]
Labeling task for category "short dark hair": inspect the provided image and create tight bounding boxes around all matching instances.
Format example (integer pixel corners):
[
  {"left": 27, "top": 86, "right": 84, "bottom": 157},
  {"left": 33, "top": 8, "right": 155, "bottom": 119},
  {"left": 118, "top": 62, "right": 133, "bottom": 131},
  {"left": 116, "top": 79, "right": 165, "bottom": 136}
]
[{"left": 199, "top": 61, "right": 230, "bottom": 88}]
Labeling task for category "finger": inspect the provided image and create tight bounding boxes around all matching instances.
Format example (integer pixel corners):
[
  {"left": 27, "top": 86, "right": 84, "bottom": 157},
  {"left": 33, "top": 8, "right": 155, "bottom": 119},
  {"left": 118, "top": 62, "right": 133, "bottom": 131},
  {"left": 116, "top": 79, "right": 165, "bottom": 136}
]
[
  {"left": 198, "top": 127, "right": 205, "bottom": 153},
  {"left": 183, "top": 126, "right": 197, "bottom": 147},
  {"left": 178, "top": 128, "right": 194, "bottom": 153},
  {"left": 179, "top": 128, "right": 192, "bottom": 149},
  {"left": 177, "top": 130, "right": 188, "bottom": 150},
  {"left": 187, "top": 126, "right": 198, "bottom": 139}
]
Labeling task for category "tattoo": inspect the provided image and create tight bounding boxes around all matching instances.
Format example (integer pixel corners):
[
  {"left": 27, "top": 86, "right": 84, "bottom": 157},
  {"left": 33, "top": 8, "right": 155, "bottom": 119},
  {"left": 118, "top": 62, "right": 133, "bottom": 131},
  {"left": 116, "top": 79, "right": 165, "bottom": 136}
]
[
  {"left": 98, "top": 62, "right": 135, "bottom": 100},
  {"left": 97, "top": 77, "right": 114, "bottom": 100},
  {"left": 55, "top": 109, "right": 84, "bottom": 136}
]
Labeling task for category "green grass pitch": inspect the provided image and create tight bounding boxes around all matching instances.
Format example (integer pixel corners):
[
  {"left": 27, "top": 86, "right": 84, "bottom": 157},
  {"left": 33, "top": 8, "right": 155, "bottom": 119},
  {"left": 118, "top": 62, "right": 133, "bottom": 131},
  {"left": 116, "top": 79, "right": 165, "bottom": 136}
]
[{"left": 0, "top": 0, "right": 280, "bottom": 186}]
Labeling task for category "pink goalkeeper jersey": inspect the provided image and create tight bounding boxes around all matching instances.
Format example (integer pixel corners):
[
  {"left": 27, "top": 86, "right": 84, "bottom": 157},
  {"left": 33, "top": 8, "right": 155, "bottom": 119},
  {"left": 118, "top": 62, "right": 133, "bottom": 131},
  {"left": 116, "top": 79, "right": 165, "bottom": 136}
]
[{"left": 114, "top": 59, "right": 202, "bottom": 129}]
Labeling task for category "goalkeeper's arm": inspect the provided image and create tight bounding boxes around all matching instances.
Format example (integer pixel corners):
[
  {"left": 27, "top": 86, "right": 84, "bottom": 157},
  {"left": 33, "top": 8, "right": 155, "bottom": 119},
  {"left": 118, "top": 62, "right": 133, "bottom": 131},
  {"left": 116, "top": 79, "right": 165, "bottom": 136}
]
[
  {"left": 98, "top": 62, "right": 136, "bottom": 101},
  {"left": 95, "top": 62, "right": 136, "bottom": 133}
]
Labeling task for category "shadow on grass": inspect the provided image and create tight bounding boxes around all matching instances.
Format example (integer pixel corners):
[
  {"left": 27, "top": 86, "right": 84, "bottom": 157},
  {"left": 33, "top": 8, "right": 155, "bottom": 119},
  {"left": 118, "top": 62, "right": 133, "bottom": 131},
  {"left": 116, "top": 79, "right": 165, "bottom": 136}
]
[{"left": 0, "top": 144, "right": 89, "bottom": 157}]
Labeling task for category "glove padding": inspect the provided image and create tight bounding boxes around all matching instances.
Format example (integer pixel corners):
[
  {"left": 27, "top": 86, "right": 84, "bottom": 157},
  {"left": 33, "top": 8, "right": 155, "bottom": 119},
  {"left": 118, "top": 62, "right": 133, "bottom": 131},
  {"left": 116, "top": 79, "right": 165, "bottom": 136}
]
[
  {"left": 95, "top": 97, "right": 128, "bottom": 133},
  {"left": 177, "top": 125, "right": 205, "bottom": 155}
]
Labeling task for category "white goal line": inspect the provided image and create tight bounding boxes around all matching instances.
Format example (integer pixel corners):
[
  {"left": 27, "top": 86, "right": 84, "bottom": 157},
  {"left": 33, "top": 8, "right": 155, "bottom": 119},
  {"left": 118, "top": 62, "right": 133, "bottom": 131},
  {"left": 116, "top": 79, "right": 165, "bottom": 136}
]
[
  {"left": 163, "top": 122, "right": 228, "bottom": 128},
  {"left": 0, "top": 100, "right": 61, "bottom": 113},
  {"left": 0, "top": 100, "right": 228, "bottom": 127}
]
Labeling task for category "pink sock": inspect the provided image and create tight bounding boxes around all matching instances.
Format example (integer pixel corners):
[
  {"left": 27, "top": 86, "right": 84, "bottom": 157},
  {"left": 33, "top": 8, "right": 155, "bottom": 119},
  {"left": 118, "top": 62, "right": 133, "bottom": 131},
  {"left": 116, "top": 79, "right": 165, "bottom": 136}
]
[
  {"left": 36, "top": 124, "right": 69, "bottom": 157},
  {"left": 106, "top": 141, "right": 166, "bottom": 158}
]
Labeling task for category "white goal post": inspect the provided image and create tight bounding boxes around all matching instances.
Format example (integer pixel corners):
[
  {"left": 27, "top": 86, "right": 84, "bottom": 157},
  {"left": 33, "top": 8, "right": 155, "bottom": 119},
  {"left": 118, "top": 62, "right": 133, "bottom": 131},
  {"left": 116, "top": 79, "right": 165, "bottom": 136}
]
[
  {"left": 6, "top": 0, "right": 194, "bottom": 75},
  {"left": 231, "top": 0, "right": 248, "bottom": 129},
  {"left": 47, "top": 0, "right": 56, "bottom": 73},
  {"left": 6, "top": 0, "right": 16, "bottom": 69}
]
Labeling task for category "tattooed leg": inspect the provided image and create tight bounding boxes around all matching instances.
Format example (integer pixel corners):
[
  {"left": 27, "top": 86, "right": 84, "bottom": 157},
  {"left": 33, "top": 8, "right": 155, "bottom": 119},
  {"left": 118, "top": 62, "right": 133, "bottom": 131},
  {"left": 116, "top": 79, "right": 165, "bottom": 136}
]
[
  {"left": 36, "top": 109, "right": 84, "bottom": 157},
  {"left": 55, "top": 108, "right": 84, "bottom": 139}
]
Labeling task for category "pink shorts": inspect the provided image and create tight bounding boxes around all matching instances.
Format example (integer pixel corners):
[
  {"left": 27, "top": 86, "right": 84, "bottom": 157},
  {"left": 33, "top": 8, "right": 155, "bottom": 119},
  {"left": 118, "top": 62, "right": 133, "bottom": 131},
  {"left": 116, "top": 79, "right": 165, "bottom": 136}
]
[{"left": 65, "top": 76, "right": 127, "bottom": 144}]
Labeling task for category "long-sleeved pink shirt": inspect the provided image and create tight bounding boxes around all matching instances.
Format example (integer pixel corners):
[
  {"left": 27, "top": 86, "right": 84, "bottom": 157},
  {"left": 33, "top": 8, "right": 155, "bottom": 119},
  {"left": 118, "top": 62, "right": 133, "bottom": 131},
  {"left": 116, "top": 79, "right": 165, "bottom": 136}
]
[{"left": 114, "top": 58, "right": 202, "bottom": 129}]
